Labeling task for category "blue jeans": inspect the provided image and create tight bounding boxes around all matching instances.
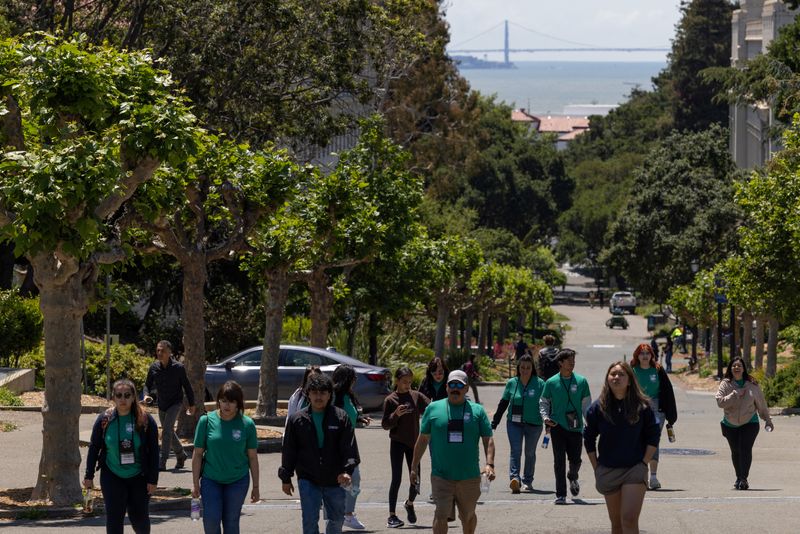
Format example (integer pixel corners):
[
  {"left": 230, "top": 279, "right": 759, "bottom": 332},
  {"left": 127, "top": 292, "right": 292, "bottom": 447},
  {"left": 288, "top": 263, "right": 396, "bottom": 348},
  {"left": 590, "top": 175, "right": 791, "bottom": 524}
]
[
  {"left": 200, "top": 474, "right": 250, "bottom": 534},
  {"left": 345, "top": 466, "right": 360, "bottom": 514},
  {"left": 507, "top": 421, "right": 543, "bottom": 485},
  {"left": 299, "top": 478, "right": 346, "bottom": 534}
]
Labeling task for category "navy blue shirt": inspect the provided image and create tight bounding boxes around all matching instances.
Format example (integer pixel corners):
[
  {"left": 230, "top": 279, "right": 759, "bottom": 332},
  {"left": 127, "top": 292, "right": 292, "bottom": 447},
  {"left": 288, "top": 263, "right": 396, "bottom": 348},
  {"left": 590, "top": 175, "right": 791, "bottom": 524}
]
[{"left": 583, "top": 398, "right": 660, "bottom": 468}]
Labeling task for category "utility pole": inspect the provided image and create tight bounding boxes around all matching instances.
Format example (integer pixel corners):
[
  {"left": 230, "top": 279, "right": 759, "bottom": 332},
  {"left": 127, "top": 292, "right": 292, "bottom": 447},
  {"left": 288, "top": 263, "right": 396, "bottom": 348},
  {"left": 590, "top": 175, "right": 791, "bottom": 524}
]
[{"left": 504, "top": 20, "right": 510, "bottom": 65}]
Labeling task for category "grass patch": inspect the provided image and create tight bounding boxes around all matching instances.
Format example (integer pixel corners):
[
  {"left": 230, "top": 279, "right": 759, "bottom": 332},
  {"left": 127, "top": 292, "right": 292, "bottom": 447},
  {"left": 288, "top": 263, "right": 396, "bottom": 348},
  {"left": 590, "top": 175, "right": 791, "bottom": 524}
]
[
  {"left": 0, "top": 421, "right": 18, "bottom": 432},
  {"left": 0, "top": 387, "right": 23, "bottom": 406},
  {"left": 171, "top": 487, "right": 192, "bottom": 496}
]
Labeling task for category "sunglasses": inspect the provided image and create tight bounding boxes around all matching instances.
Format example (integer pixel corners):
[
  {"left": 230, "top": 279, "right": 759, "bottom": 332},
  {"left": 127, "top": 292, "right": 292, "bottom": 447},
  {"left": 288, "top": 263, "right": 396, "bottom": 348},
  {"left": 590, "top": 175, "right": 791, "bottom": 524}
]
[
  {"left": 114, "top": 392, "right": 132, "bottom": 399},
  {"left": 447, "top": 382, "right": 466, "bottom": 390}
]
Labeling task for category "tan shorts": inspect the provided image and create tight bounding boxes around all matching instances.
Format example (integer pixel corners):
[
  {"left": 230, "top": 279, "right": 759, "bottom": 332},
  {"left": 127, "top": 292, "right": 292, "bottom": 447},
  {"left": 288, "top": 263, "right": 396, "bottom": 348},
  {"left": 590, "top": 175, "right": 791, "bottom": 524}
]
[
  {"left": 430, "top": 475, "right": 481, "bottom": 521},
  {"left": 594, "top": 463, "right": 648, "bottom": 495}
]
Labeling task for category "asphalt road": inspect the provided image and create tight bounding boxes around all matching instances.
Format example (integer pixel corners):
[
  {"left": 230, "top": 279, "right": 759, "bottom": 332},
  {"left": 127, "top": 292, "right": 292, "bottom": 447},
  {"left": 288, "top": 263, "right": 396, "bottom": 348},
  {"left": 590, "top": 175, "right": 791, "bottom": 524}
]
[{"left": 4, "top": 303, "right": 800, "bottom": 533}]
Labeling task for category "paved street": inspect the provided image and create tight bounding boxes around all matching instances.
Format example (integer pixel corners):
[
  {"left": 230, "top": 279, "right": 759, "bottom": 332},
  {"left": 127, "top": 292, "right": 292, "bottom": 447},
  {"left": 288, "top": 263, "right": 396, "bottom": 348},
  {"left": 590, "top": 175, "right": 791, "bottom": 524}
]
[{"left": 3, "top": 303, "right": 800, "bottom": 532}]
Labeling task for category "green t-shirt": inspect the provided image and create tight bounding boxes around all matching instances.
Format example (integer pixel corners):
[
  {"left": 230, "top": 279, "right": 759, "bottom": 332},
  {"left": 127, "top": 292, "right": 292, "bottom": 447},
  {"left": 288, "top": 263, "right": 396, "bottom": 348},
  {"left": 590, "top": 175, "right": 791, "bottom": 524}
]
[
  {"left": 194, "top": 411, "right": 257, "bottom": 484},
  {"left": 501, "top": 376, "right": 545, "bottom": 425},
  {"left": 432, "top": 380, "right": 444, "bottom": 398},
  {"left": 541, "top": 372, "right": 591, "bottom": 433},
  {"left": 722, "top": 380, "right": 759, "bottom": 427},
  {"left": 633, "top": 366, "right": 660, "bottom": 399},
  {"left": 343, "top": 394, "right": 358, "bottom": 427},
  {"left": 311, "top": 410, "right": 325, "bottom": 448},
  {"left": 420, "top": 399, "right": 492, "bottom": 481},
  {"left": 104, "top": 413, "right": 142, "bottom": 479}
]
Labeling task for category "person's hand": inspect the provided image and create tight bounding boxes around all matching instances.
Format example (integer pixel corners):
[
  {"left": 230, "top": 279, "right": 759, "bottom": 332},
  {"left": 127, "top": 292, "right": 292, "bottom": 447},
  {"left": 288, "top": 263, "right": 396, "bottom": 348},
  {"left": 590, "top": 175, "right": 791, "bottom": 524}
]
[
  {"left": 146, "top": 483, "right": 156, "bottom": 495},
  {"left": 282, "top": 482, "right": 294, "bottom": 496},
  {"left": 251, "top": 487, "right": 260, "bottom": 503},
  {"left": 484, "top": 464, "right": 495, "bottom": 481},
  {"left": 394, "top": 405, "right": 409, "bottom": 418},
  {"left": 409, "top": 469, "right": 418, "bottom": 486},
  {"left": 82, "top": 479, "right": 93, "bottom": 489},
  {"left": 766, "top": 421, "right": 774, "bottom": 432},
  {"left": 337, "top": 473, "right": 352, "bottom": 487},
  {"left": 545, "top": 419, "right": 557, "bottom": 428},
  {"left": 491, "top": 421, "right": 498, "bottom": 431},
  {"left": 359, "top": 415, "right": 372, "bottom": 426},
  {"left": 191, "top": 485, "right": 200, "bottom": 499},
  {"left": 187, "top": 405, "right": 197, "bottom": 416}
]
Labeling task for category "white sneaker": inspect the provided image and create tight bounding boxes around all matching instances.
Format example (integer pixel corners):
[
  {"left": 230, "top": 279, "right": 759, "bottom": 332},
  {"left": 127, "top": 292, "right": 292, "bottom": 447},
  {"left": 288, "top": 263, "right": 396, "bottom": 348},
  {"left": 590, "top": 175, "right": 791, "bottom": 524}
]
[
  {"left": 522, "top": 483, "right": 534, "bottom": 492},
  {"left": 343, "top": 515, "right": 366, "bottom": 530},
  {"left": 649, "top": 476, "right": 661, "bottom": 490}
]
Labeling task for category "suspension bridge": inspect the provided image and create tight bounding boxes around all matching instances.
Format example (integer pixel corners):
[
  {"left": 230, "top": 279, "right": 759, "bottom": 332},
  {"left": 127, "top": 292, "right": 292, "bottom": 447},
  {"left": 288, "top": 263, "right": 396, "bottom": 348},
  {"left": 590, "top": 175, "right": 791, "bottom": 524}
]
[{"left": 448, "top": 20, "right": 669, "bottom": 64}]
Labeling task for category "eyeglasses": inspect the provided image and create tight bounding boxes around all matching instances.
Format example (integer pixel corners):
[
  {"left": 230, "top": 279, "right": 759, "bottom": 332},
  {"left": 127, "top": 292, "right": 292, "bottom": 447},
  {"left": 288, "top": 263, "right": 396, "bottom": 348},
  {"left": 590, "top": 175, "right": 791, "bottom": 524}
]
[
  {"left": 114, "top": 392, "right": 132, "bottom": 399},
  {"left": 447, "top": 382, "right": 466, "bottom": 390}
]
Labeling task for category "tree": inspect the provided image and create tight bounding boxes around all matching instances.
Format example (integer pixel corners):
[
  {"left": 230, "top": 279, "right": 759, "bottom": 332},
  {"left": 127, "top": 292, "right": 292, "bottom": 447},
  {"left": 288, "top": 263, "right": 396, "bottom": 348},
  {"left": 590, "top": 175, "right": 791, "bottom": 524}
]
[
  {"left": 0, "top": 35, "right": 196, "bottom": 504},
  {"left": 601, "top": 124, "right": 739, "bottom": 302}
]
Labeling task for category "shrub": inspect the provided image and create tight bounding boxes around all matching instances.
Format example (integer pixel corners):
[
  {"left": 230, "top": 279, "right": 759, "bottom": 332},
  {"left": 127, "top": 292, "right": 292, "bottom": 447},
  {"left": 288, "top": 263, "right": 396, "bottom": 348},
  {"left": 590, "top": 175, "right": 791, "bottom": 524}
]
[
  {"left": 0, "top": 387, "right": 23, "bottom": 406},
  {"left": 282, "top": 316, "right": 312, "bottom": 344},
  {"left": 0, "top": 292, "right": 43, "bottom": 367},
  {"left": 205, "top": 284, "right": 263, "bottom": 362},
  {"left": 762, "top": 358, "right": 800, "bottom": 408}
]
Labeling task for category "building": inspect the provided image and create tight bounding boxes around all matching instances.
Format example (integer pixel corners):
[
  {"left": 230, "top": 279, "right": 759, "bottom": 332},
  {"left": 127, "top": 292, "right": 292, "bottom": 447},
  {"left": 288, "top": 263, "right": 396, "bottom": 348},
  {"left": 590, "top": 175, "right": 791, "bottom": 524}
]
[
  {"left": 511, "top": 108, "right": 590, "bottom": 150},
  {"left": 730, "top": 0, "right": 798, "bottom": 169}
]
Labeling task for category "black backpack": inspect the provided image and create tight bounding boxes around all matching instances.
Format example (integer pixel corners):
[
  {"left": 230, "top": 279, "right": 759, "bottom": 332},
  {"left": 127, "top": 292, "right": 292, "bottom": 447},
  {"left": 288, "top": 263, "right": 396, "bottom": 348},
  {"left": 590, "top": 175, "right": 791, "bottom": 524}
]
[{"left": 538, "top": 347, "right": 560, "bottom": 380}]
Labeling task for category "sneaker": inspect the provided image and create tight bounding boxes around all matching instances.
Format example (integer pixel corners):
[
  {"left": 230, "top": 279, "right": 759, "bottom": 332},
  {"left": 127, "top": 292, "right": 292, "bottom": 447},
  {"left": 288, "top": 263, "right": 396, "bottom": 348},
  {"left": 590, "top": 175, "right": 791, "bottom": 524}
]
[
  {"left": 734, "top": 478, "right": 741, "bottom": 490},
  {"left": 649, "top": 476, "right": 661, "bottom": 490},
  {"left": 569, "top": 479, "right": 580, "bottom": 496},
  {"left": 554, "top": 496, "right": 567, "bottom": 505},
  {"left": 509, "top": 478, "right": 521, "bottom": 494},
  {"left": 522, "top": 483, "right": 534, "bottom": 492},
  {"left": 387, "top": 515, "right": 404, "bottom": 529},
  {"left": 739, "top": 478, "right": 749, "bottom": 490},
  {"left": 175, "top": 454, "right": 187, "bottom": 470},
  {"left": 404, "top": 501, "right": 417, "bottom": 524},
  {"left": 343, "top": 515, "right": 366, "bottom": 530},
  {"left": 428, "top": 493, "right": 435, "bottom": 503}
]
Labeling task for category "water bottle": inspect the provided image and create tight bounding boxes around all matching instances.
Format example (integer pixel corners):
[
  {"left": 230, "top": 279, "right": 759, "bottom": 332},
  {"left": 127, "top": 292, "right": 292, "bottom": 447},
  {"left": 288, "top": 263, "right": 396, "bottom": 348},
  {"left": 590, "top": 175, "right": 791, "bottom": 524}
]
[
  {"left": 666, "top": 425, "right": 676, "bottom": 443},
  {"left": 541, "top": 434, "right": 550, "bottom": 449},
  {"left": 82, "top": 488, "right": 94, "bottom": 513},
  {"left": 190, "top": 497, "right": 201, "bottom": 521},
  {"left": 480, "top": 473, "right": 491, "bottom": 493}
]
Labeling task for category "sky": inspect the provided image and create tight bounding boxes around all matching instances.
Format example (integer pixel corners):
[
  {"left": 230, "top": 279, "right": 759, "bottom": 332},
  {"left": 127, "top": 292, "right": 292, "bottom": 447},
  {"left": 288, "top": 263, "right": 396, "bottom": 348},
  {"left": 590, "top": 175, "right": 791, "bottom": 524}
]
[{"left": 443, "top": 0, "right": 684, "bottom": 62}]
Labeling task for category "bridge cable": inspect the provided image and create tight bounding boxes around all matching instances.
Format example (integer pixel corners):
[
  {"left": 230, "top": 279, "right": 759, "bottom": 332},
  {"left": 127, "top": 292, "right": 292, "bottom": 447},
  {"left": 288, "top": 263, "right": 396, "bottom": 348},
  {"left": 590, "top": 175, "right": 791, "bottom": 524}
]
[{"left": 449, "top": 21, "right": 506, "bottom": 49}]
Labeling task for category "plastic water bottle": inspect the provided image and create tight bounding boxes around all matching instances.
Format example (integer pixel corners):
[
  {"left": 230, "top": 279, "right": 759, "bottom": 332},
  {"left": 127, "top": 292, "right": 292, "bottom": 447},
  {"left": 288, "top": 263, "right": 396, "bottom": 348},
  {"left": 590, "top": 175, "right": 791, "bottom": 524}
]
[
  {"left": 541, "top": 434, "right": 550, "bottom": 449},
  {"left": 82, "top": 488, "right": 94, "bottom": 513},
  {"left": 480, "top": 473, "right": 491, "bottom": 493},
  {"left": 190, "top": 497, "right": 201, "bottom": 521},
  {"left": 666, "top": 425, "right": 676, "bottom": 443}
]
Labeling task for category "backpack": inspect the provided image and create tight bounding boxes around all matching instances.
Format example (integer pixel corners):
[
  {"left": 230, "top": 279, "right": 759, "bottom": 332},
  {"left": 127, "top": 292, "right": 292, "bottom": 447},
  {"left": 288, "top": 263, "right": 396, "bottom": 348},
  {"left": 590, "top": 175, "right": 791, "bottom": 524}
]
[{"left": 538, "top": 347, "right": 560, "bottom": 380}]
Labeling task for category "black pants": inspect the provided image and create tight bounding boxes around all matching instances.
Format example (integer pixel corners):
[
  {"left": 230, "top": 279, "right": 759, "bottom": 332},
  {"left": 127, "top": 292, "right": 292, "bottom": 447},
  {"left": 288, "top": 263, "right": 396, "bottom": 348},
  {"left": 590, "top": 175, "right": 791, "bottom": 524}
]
[
  {"left": 551, "top": 425, "right": 583, "bottom": 498},
  {"left": 100, "top": 468, "right": 150, "bottom": 534},
  {"left": 389, "top": 440, "right": 418, "bottom": 513},
  {"left": 721, "top": 422, "right": 760, "bottom": 479}
]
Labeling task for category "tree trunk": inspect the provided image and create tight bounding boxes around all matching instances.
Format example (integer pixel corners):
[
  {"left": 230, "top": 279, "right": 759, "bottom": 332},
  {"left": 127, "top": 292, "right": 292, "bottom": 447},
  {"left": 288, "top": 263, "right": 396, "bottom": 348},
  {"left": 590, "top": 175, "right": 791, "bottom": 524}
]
[
  {"left": 464, "top": 310, "right": 474, "bottom": 351},
  {"left": 711, "top": 324, "right": 718, "bottom": 359},
  {"left": 448, "top": 313, "right": 458, "bottom": 352},
  {"left": 31, "top": 261, "right": 92, "bottom": 505},
  {"left": 766, "top": 314, "right": 779, "bottom": 378},
  {"left": 346, "top": 311, "right": 359, "bottom": 359},
  {"left": 177, "top": 260, "right": 208, "bottom": 438},
  {"left": 754, "top": 315, "right": 765, "bottom": 369},
  {"left": 256, "top": 269, "right": 290, "bottom": 419},
  {"left": 368, "top": 312, "right": 378, "bottom": 364},
  {"left": 308, "top": 269, "right": 333, "bottom": 348},
  {"left": 478, "top": 311, "right": 489, "bottom": 354},
  {"left": 499, "top": 315, "right": 509, "bottom": 343},
  {"left": 741, "top": 310, "right": 753, "bottom": 366},
  {"left": 434, "top": 295, "right": 448, "bottom": 359}
]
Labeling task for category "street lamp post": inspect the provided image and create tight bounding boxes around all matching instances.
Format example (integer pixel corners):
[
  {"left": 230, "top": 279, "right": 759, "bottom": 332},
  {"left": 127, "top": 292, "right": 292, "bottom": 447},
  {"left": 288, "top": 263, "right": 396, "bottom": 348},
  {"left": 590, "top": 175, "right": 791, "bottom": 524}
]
[
  {"left": 690, "top": 260, "right": 700, "bottom": 367},
  {"left": 714, "top": 274, "right": 727, "bottom": 380}
]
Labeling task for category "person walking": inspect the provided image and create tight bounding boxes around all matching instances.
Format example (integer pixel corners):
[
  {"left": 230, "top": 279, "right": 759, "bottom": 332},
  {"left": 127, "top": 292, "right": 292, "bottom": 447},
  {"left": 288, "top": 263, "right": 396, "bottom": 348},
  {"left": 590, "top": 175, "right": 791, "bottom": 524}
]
[
  {"left": 462, "top": 354, "right": 481, "bottom": 404},
  {"left": 333, "top": 365, "right": 371, "bottom": 530},
  {"left": 142, "top": 340, "right": 195, "bottom": 471},
  {"left": 287, "top": 366, "right": 322, "bottom": 421},
  {"left": 280, "top": 373, "right": 359, "bottom": 534},
  {"left": 537, "top": 334, "right": 560, "bottom": 381},
  {"left": 382, "top": 367, "right": 431, "bottom": 528},
  {"left": 539, "top": 348, "right": 592, "bottom": 505},
  {"left": 491, "top": 354, "right": 545, "bottom": 493},
  {"left": 84, "top": 378, "right": 159, "bottom": 534},
  {"left": 715, "top": 357, "right": 774, "bottom": 490},
  {"left": 410, "top": 370, "right": 495, "bottom": 534},
  {"left": 191, "top": 381, "right": 259, "bottom": 534},
  {"left": 584, "top": 361, "right": 660, "bottom": 534},
  {"left": 513, "top": 333, "right": 528, "bottom": 362},
  {"left": 630, "top": 343, "right": 677, "bottom": 490},
  {"left": 418, "top": 357, "right": 450, "bottom": 402},
  {"left": 663, "top": 336, "right": 673, "bottom": 373}
]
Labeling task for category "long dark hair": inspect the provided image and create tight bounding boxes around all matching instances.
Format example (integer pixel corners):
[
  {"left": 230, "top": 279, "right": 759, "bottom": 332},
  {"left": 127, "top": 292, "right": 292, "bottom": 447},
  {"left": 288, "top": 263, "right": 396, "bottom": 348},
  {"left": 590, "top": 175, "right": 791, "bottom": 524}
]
[
  {"left": 597, "top": 361, "right": 650, "bottom": 425},
  {"left": 424, "top": 357, "right": 449, "bottom": 384},
  {"left": 217, "top": 381, "right": 245, "bottom": 414},
  {"left": 333, "top": 364, "right": 361, "bottom": 409},
  {"left": 300, "top": 366, "right": 322, "bottom": 391},
  {"left": 724, "top": 357, "right": 752, "bottom": 382},
  {"left": 394, "top": 366, "right": 414, "bottom": 390},
  {"left": 111, "top": 378, "right": 147, "bottom": 431},
  {"left": 516, "top": 354, "right": 537, "bottom": 378}
]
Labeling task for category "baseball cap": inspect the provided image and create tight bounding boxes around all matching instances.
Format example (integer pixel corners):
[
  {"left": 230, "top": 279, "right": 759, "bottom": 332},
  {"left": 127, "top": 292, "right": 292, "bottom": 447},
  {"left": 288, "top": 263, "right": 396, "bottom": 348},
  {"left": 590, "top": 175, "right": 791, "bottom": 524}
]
[{"left": 447, "top": 370, "right": 468, "bottom": 385}]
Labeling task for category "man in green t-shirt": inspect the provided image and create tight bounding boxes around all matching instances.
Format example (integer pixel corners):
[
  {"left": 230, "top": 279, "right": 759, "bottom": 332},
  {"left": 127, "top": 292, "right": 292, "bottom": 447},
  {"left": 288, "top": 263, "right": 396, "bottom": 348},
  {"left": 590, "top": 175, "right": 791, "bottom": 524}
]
[
  {"left": 539, "top": 349, "right": 591, "bottom": 505},
  {"left": 410, "top": 370, "right": 495, "bottom": 534}
]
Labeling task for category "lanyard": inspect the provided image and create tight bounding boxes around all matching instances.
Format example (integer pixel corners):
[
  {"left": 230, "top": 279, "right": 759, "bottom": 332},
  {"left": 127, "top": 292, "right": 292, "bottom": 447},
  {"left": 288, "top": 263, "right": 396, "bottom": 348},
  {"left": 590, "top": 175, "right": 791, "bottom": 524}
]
[
  {"left": 446, "top": 401, "right": 465, "bottom": 422},
  {"left": 560, "top": 375, "right": 579, "bottom": 412}
]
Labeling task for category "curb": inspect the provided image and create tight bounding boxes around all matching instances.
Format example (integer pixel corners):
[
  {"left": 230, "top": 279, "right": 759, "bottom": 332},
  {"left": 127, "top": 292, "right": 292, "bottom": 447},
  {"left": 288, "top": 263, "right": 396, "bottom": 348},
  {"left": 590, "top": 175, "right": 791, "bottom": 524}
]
[
  {"left": 0, "top": 405, "right": 108, "bottom": 414},
  {"left": 770, "top": 406, "right": 800, "bottom": 416},
  {"left": 0, "top": 497, "right": 192, "bottom": 520}
]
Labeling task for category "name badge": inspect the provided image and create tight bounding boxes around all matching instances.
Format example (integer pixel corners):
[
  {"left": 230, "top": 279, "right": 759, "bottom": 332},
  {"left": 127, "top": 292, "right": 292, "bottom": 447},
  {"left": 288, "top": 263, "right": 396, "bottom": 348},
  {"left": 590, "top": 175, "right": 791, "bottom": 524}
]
[
  {"left": 527, "top": 389, "right": 536, "bottom": 397},
  {"left": 650, "top": 375, "right": 657, "bottom": 382},
  {"left": 447, "top": 418, "right": 464, "bottom": 443},
  {"left": 570, "top": 384, "right": 578, "bottom": 393},
  {"left": 119, "top": 438, "right": 135, "bottom": 465},
  {"left": 511, "top": 404, "right": 523, "bottom": 423}
]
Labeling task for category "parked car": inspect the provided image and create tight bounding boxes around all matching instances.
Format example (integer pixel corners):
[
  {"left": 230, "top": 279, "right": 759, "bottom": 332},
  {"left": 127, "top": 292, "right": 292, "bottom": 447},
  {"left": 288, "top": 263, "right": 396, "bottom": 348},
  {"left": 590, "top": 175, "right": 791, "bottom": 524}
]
[
  {"left": 205, "top": 344, "right": 392, "bottom": 411},
  {"left": 609, "top": 291, "right": 636, "bottom": 314},
  {"left": 606, "top": 314, "right": 629, "bottom": 329}
]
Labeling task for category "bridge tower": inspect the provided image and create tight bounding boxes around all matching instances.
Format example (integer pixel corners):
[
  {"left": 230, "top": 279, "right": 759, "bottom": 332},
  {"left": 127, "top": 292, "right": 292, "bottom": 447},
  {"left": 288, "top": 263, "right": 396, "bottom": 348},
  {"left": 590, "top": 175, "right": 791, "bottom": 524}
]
[{"left": 504, "top": 19, "right": 510, "bottom": 65}]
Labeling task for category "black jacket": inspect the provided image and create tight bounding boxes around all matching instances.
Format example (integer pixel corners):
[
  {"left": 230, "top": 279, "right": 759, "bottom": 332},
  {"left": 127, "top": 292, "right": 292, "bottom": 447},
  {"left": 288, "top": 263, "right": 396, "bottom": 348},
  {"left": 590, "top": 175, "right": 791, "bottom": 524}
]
[
  {"left": 418, "top": 377, "right": 448, "bottom": 402},
  {"left": 84, "top": 409, "right": 160, "bottom": 485},
  {"left": 144, "top": 358, "right": 195, "bottom": 411},
  {"left": 656, "top": 367, "right": 678, "bottom": 426},
  {"left": 279, "top": 405, "right": 360, "bottom": 487}
]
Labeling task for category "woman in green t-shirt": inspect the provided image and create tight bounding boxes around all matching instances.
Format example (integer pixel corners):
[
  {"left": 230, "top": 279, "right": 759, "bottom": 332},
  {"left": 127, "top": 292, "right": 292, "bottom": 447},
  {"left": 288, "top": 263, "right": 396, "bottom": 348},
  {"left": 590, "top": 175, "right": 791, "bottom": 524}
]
[
  {"left": 630, "top": 343, "right": 677, "bottom": 491},
  {"left": 491, "top": 354, "right": 545, "bottom": 494},
  {"left": 192, "top": 381, "right": 259, "bottom": 534}
]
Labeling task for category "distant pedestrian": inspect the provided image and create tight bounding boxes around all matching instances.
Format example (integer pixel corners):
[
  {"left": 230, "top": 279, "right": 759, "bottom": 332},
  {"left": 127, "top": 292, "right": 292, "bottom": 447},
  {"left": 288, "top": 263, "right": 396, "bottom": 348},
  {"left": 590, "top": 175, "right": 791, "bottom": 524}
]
[
  {"left": 333, "top": 365, "right": 372, "bottom": 530},
  {"left": 588, "top": 291, "right": 595, "bottom": 308},
  {"left": 537, "top": 335, "right": 561, "bottom": 381},
  {"left": 715, "top": 357, "right": 773, "bottom": 490},
  {"left": 539, "top": 348, "right": 592, "bottom": 505},
  {"left": 513, "top": 332, "right": 528, "bottom": 361},
  {"left": 630, "top": 344, "right": 677, "bottom": 490},
  {"left": 280, "top": 373, "right": 359, "bottom": 534},
  {"left": 192, "top": 381, "right": 259, "bottom": 534},
  {"left": 286, "top": 366, "right": 322, "bottom": 422},
  {"left": 663, "top": 337, "right": 673, "bottom": 373},
  {"left": 382, "top": 367, "right": 431, "bottom": 528},
  {"left": 462, "top": 354, "right": 481, "bottom": 404},
  {"left": 410, "top": 370, "right": 495, "bottom": 534},
  {"left": 142, "top": 340, "right": 195, "bottom": 471},
  {"left": 84, "top": 378, "right": 159, "bottom": 534},
  {"left": 419, "top": 357, "right": 450, "bottom": 402},
  {"left": 597, "top": 290, "right": 604, "bottom": 308},
  {"left": 584, "top": 361, "right": 659, "bottom": 534},
  {"left": 491, "top": 354, "right": 545, "bottom": 493}
]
